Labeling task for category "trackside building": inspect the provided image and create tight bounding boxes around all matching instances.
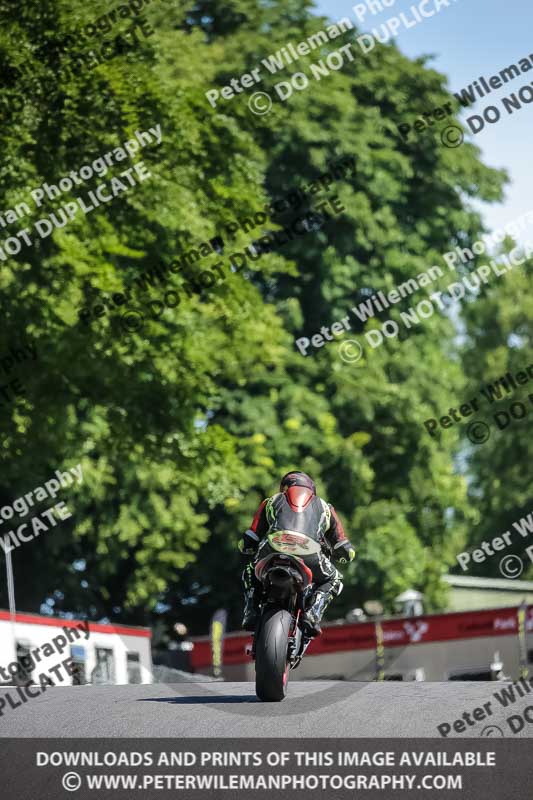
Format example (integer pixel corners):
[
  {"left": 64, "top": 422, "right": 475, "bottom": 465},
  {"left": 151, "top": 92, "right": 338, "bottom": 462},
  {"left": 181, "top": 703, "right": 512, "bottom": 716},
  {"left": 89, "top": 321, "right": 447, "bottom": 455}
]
[
  {"left": 190, "top": 604, "right": 533, "bottom": 682},
  {"left": 0, "top": 610, "right": 153, "bottom": 685}
]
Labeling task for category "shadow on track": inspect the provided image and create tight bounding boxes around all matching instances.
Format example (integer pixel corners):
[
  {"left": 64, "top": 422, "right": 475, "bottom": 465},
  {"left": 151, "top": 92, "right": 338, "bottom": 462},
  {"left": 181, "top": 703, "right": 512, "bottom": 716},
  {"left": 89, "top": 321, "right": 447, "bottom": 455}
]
[
  {"left": 141, "top": 682, "right": 368, "bottom": 717},
  {"left": 139, "top": 695, "right": 258, "bottom": 704}
]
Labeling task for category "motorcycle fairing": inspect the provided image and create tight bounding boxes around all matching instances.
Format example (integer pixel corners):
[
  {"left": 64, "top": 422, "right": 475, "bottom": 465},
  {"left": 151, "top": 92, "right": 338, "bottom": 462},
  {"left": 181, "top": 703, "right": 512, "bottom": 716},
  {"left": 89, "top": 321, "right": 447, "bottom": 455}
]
[{"left": 267, "top": 529, "right": 322, "bottom": 556}]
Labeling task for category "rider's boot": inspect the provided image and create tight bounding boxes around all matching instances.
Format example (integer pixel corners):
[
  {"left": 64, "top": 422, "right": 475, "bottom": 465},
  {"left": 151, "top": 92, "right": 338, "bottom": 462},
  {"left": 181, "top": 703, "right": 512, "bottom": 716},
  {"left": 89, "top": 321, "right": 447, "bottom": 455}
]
[
  {"left": 242, "top": 589, "right": 259, "bottom": 631},
  {"left": 303, "top": 590, "right": 332, "bottom": 637}
]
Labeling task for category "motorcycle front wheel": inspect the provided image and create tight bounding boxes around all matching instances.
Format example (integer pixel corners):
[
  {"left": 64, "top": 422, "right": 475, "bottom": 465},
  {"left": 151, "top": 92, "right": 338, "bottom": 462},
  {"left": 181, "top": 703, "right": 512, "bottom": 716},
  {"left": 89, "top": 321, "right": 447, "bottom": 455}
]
[{"left": 255, "top": 606, "right": 293, "bottom": 702}]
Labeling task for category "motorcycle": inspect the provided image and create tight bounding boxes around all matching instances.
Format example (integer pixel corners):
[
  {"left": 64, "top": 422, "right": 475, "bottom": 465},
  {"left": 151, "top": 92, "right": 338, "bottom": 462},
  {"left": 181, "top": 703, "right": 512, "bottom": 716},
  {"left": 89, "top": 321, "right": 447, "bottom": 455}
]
[{"left": 251, "top": 530, "right": 323, "bottom": 702}]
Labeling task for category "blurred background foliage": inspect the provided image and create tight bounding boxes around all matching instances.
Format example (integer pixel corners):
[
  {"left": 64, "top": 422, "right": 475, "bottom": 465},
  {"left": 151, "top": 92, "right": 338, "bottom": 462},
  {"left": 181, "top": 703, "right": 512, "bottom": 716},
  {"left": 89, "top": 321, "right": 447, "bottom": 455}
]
[{"left": 0, "top": 0, "right": 530, "bottom": 635}]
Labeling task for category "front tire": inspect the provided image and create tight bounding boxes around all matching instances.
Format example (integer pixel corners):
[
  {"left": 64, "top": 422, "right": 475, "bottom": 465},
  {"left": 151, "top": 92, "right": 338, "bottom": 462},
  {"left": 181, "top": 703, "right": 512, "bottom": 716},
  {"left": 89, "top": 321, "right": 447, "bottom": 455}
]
[{"left": 255, "top": 607, "right": 292, "bottom": 702}]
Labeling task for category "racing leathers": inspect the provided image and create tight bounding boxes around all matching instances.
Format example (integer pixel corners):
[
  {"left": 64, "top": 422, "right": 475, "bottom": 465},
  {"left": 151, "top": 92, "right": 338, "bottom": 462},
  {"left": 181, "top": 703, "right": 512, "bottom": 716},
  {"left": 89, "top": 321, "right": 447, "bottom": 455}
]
[{"left": 239, "top": 490, "right": 355, "bottom": 635}]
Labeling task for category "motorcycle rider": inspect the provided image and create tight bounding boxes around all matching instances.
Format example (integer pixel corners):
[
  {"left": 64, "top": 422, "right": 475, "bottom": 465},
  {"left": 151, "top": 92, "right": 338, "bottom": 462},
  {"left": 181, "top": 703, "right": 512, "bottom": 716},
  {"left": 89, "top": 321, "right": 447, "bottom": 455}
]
[{"left": 239, "top": 471, "right": 355, "bottom": 636}]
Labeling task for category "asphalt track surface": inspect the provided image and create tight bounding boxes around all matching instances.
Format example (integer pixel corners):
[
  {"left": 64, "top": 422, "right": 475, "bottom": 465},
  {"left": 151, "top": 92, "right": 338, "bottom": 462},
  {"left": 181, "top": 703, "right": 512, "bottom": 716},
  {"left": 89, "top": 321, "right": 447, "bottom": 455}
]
[{"left": 1, "top": 681, "right": 532, "bottom": 738}]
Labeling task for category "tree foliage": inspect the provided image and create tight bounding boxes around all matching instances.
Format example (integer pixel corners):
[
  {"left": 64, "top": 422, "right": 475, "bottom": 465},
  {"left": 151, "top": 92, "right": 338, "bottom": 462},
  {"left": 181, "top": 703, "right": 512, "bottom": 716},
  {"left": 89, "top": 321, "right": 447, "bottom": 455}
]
[{"left": 0, "top": 0, "right": 523, "bottom": 636}]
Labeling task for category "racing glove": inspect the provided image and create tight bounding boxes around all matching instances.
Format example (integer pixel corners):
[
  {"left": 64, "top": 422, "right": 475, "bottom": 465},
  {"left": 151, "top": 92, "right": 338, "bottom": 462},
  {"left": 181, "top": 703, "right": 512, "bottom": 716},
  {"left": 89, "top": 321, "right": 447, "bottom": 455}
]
[
  {"left": 238, "top": 529, "right": 260, "bottom": 556},
  {"left": 335, "top": 540, "right": 356, "bottom": 564}
]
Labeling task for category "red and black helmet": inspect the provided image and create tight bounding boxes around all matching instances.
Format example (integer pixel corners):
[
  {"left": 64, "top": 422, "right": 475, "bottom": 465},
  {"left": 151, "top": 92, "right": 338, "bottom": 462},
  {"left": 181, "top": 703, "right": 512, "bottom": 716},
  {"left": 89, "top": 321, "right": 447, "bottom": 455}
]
[{"left": 280, "top": 471, "right": 316, "bottom": 495}]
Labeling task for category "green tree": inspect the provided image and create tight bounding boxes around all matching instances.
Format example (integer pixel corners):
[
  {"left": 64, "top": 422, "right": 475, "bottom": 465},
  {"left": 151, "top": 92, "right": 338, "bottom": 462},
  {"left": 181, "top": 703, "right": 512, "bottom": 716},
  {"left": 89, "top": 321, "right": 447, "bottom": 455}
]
[
  {"left": 456, "top": 236, "right": 533, "bottom": 579},
  {"left": 0, "top": 0, "right": 286, "bottom": 623}
]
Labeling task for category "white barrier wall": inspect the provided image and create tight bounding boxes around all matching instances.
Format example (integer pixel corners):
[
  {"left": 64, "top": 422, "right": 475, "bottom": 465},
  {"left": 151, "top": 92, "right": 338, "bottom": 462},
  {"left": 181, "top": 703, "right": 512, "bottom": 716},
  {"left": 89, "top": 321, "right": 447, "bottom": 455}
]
[{"left": 0, "top": 611, "right": 153, "bottom": 685}]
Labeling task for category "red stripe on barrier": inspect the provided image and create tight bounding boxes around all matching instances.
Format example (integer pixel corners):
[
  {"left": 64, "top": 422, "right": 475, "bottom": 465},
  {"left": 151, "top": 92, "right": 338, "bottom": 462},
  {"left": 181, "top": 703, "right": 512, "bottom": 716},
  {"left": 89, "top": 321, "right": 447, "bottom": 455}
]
[
  {"left": 0, "top": 610, "right": 152, "bottom": 638},
  {"left": 189, "top": 604, "right": 533, "bottom": 669}
]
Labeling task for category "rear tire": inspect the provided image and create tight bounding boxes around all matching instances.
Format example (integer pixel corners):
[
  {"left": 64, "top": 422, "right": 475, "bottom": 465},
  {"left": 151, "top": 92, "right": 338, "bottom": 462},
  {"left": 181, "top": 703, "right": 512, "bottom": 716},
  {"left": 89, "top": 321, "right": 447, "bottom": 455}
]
[{"left": 255, "top": 607, "right": 292, "bottom": 702}]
